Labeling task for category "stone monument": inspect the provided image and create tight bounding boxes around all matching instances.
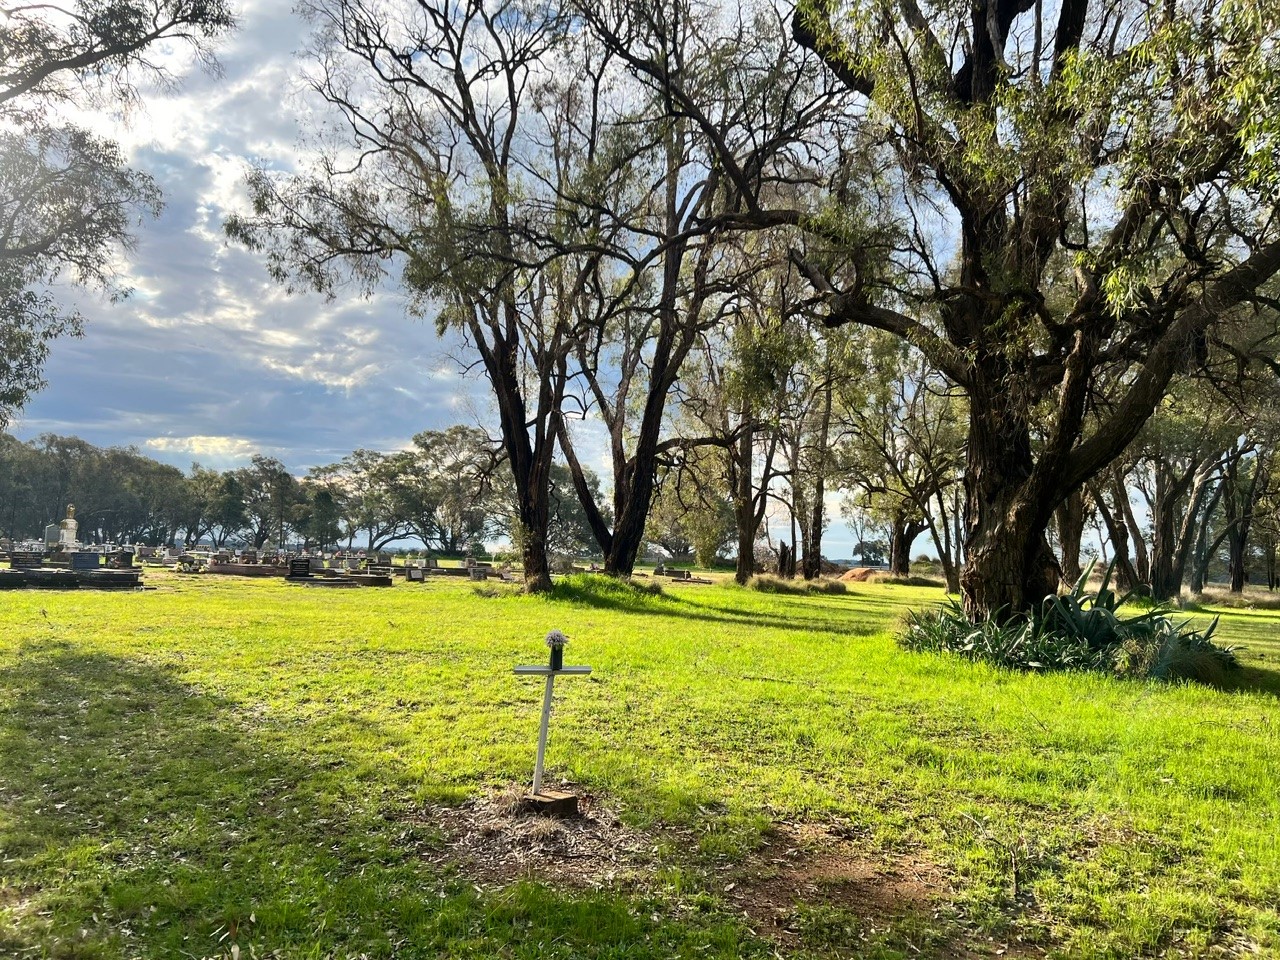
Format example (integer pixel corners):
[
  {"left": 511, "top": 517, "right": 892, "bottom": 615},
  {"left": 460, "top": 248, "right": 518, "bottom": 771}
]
[{"left": 58, "top": 505, "right": 79, "bottom": 549}]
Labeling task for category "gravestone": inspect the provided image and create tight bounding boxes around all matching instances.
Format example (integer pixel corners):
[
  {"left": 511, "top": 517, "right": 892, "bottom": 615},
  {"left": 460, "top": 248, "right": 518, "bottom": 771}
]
[
  {"left": 111, "top": 551, "right": 134, "bottom": 569},
  {"left": 406, "top": 566, "right": 425, "bottom": 582},
  {"left": 70, "top": 552, "right": 100, "bottom": 571},
  {"left": 288, "top": 557, "right": 313, "bottom": 580},
  {"left": 9, "top": 550, "right": 43, "bottom": 570}
]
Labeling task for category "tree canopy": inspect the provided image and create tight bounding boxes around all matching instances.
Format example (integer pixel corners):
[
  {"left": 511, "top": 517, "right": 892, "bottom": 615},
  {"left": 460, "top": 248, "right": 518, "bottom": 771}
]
[{"left": 771, "top": 0, "right": 1280, "bottom": 616}]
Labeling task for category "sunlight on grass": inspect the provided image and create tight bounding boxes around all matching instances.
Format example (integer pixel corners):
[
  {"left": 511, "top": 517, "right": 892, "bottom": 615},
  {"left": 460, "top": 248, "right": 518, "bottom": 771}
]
[{"left": 1, "top": 571, "right": 1277, "bottom": 958}]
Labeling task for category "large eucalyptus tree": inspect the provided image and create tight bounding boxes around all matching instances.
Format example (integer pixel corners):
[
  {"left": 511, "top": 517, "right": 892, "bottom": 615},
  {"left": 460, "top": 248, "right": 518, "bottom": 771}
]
[{"left": 772, "top": 0, "right": 1280, "bottom": 618}]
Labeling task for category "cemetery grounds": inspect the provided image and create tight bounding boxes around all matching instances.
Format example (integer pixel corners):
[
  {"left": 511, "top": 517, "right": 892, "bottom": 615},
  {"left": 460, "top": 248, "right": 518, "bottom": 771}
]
[{"left": 0, "top": 571, "right": 1277, "bottom": 959}]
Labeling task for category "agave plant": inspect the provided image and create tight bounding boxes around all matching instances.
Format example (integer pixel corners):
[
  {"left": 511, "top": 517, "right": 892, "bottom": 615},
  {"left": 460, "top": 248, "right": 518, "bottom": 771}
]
[{"left": 902, "top": 560, "right": 1239, "bottom": 685}]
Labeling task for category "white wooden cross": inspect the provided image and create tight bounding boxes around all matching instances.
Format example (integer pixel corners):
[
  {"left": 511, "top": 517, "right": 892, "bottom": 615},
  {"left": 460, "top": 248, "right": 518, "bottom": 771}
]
[{"left": 513, "top": 632, "right": 591, "bottom": 795}]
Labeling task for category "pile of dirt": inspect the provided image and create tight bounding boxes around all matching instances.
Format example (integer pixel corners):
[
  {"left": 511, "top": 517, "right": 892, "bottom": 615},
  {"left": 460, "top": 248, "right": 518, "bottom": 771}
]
[
  {"left": 840, "top": 567, "right": 876, "bottom": 582},
  {"left": 719, "top": 823, "right": 1042, "bottom": 957},
  {"left": 417, "top": 785, "right": 655, "bottom": 889},
  {"left": 720, "top": 823, "right": 938, "bottom": 938}
]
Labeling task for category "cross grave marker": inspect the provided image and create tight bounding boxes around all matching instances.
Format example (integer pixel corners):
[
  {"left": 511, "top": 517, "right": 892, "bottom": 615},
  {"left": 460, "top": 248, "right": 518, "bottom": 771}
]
[{"left": 513, "top": 630, "right": 591, "bottom": 816}]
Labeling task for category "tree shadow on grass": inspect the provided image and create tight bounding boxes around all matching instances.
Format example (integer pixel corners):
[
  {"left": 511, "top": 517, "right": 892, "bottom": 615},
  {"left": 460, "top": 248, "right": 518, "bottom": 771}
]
[
  {"left": 548, "top": 576, "right": 883, "bottom": 638},
  {"left": 1223, "top": 662, "right": 1280, "bottom": 698},
  {"left": 0, "top": 642, "right": 762, "bottom": 959}
]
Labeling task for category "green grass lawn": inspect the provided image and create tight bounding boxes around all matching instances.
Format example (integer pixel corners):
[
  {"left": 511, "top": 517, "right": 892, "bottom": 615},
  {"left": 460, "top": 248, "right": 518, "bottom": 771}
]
[{"left": 1, "top": 571, "right": 1277, "bottom": 959}]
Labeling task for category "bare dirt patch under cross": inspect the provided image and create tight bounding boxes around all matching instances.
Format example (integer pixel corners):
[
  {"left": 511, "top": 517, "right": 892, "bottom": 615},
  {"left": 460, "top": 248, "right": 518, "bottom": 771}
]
[{"left": 415, "top": 787, "right": 1045, "bottom": 958}]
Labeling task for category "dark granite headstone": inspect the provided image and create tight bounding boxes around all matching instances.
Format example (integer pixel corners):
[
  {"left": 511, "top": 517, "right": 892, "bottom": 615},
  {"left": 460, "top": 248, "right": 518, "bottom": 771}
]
[
  {"left": 70, "top": 552, "right": 100, "bottom": 571},
  {"left": 288, "top": 557, "right": 313, "bottom": 579},
  {"left": 9, "top": 550, "right": 43, "bottom": 569}
]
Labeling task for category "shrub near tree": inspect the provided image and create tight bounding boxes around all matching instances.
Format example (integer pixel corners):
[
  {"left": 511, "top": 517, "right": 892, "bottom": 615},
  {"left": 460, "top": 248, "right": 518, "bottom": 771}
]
[{"left": 904, "top": 562, "right": 1240, "bottom": 686}]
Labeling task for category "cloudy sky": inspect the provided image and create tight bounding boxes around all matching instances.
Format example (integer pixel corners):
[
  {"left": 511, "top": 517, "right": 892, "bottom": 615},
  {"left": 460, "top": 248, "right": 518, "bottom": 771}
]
[
  {"left": 10, "top": 0, "right": 876, "bottom": 559},
  {"left": 12, "top": 0, "right": 489, "bottom": 474}
]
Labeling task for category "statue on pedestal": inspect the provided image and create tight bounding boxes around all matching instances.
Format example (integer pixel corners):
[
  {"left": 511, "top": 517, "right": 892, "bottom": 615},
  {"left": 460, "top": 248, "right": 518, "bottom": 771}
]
[{"left": 58, "top": 504, "right": 79, "bottom": 549}]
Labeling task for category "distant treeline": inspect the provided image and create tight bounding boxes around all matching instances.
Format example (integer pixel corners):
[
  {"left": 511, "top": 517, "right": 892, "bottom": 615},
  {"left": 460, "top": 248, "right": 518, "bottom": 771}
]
[{"left": 0, "top": 428, "right": 637, "bottom": 555}]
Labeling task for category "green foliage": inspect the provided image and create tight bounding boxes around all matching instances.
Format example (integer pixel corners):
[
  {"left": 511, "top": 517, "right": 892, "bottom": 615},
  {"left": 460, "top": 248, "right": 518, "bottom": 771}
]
[
  {"left": 646, "top": 476, "right": 735, "bottom": 567},
  {"left": 902, "top": 562, "right": 1240, "bottom": 684}
]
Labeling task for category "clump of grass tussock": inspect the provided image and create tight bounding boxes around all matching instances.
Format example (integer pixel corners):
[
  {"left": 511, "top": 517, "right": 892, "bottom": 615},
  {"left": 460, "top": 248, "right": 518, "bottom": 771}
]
[
  {"left": 747, "top": 575, "right": 803, "bottom": 594},
  {"left": 868, "top": 572, "right": 946, "bottom": 588},
  {"left": 805, "top": 578, "right": 847, "bottom": 595},
  {"left": 551, "top": 572, "right": 664, "bottom": 607},
  {"left": 747, "top": 575, "right": 846, "bottom": 595},
  {"left": 1189, "top": 588, "right": 1280, "bottom": 611},
  {"left": 472, "top": 583, "right": 521, "bottom": 599}
]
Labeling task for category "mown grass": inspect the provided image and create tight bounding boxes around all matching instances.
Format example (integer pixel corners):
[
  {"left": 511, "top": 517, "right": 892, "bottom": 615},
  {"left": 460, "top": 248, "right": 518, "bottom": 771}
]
[{"left": 0, "top": 570, "right": 1277, "bottom": 959}]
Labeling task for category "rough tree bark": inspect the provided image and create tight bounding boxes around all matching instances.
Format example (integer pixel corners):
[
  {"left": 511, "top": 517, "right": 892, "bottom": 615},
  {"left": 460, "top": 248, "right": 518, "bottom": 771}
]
[
  {"left": 888, "top": 514, "right": 927, "bottom": 578},
  {"left": 1188, "top": 483, "right": 1224, "bottom": 594},
  {"left": 1148, "top": 453, "right": 1219, "bottom": 601},
  {"left": 1221, "top": 447, "right": 1268, "bottom": 593},
  {"left": 799, "top": 375, "right": 834, "bottom": 580}
]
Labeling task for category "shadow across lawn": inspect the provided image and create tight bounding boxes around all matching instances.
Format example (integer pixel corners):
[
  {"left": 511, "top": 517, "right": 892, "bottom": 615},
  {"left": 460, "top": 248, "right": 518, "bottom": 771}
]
[
  {"left": 548, "top": 575, "right": 884, "bottom": 638},
  {"left": 0, "top": 642, "right": 762, "bottom": 959},
  {"left": 1224, "top": 663, "right": 1280, "bottom": 698}
]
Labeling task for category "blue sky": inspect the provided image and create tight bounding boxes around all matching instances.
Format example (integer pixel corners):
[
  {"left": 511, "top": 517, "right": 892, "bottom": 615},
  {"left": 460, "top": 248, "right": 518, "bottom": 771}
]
[{"left": 9, "top": 0, "right": 892, "bottom": 561}]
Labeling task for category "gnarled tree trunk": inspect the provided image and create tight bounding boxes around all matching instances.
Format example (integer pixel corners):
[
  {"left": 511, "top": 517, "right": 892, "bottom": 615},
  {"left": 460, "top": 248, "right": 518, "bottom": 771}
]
[
  {"left": 959, "top": 383, "right": 1062, "bottom": 621},
  {"left": 888, "top": 513, "right": 927, "bottom": 577}
]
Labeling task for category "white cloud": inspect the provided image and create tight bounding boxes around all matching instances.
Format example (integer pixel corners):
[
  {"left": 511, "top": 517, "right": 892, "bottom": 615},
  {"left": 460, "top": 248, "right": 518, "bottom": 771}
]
[{"left": 145, "top": 435, "right": 263, "bottom": 459}]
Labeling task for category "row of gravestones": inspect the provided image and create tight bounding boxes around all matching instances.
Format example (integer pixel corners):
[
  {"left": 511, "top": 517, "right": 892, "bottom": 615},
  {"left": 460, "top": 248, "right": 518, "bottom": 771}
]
[
  {"left": 10, "top": 551, "right": 134, "bottom": 571},
  {"left": 286, "top": 557, "right": 452, "bottom": 581}
]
